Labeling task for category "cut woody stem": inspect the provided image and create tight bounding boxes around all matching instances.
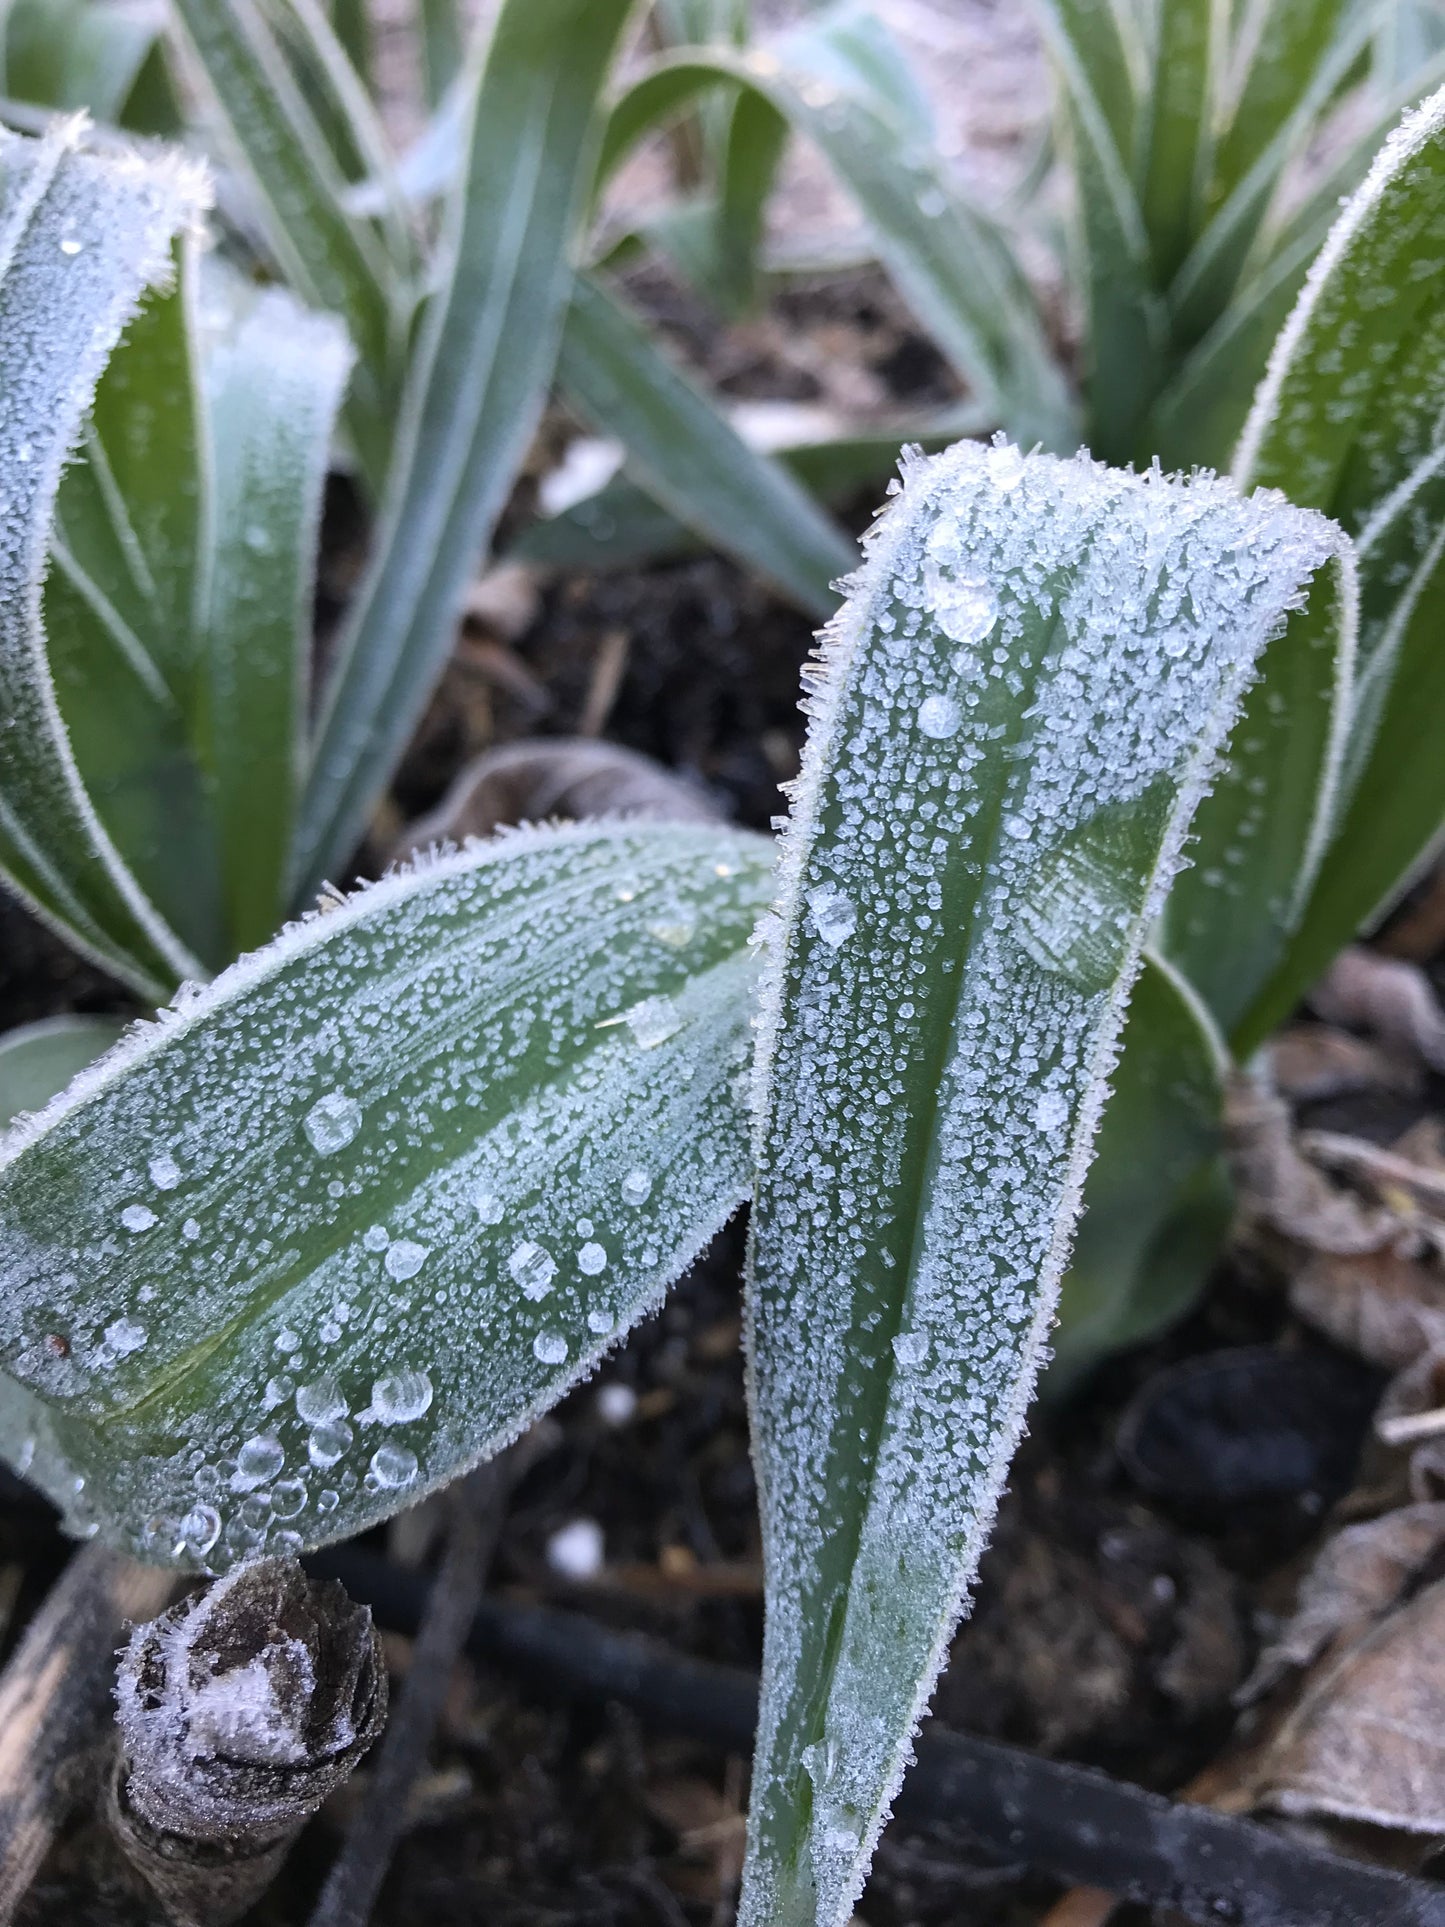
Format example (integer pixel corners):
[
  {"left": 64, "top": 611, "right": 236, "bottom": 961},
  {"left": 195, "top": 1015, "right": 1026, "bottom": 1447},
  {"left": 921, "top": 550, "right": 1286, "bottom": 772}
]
[{"left": 109, "top": 1556, "right": 386, "bottom": 1927}]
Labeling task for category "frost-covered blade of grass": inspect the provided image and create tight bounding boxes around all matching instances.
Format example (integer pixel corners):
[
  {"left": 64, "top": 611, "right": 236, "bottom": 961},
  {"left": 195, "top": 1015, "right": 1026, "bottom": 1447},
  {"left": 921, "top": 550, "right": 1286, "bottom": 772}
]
[
  {"left": 0, "top": 122, "right": 207, "bottom": 1001},
  {"left": 742, "top": 439, "right": 1345, "bottom": 1927},
  {"left": 198, "top": 279, "right": 353, "bottom": 954},
  {"left": 1049, "top": 952, "right": 1230, "bottom": 1389},
  {"left": 169, "top": 0, "right": 399, "bottom": 492},
  {"left": 0, "top": 822, "right": 772, "bottom": 1572},
  {"left": 48, "top": 254, "right": 352, "bottom": 969},
  {"left": 1225, "top": 82, "right": 1445, "bottom": 1044},
  {"left": 294, "top": 0, "right": 633, "bottom": 905},
  {"left": 557, "top": 275, "right": 855, "bottom": 620}
]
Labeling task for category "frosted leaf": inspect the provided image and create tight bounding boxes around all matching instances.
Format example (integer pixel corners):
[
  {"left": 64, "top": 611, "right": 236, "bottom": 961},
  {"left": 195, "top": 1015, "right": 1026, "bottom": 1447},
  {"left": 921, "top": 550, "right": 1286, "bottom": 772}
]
[
  {"left": 0, "top": 824, "right": 771, "bottom": 1567},
  {"left": 508, "top": 1239, "right": 556, "bottom": 1301},
  {"left": 368, "top": 1371, "right": 432, "bottom": 1424},
  {"left": 303, "top": 1091, "right": 362, "bottom": 1154},
  {"left": 368, "top": 1443, "right": 417, "bottom": 1489},
  {"left": 577, "top": 1241, "right": 608, "bottom": 1275},
  {"left": 120, "top": 1205, "right": 156, "bottom": 1233},
  {"left": 533, "top": 1331, "right": 568, "bottom": 1366},
  {"left": 0, "top": 123, "right": 210, "bottom": 1001},
  {"left": 383, "top": 1239, "right": 427, "bottom": 1282},
  {"left": 743, "top": 439, "right": 1349, "bottom": 1927}
]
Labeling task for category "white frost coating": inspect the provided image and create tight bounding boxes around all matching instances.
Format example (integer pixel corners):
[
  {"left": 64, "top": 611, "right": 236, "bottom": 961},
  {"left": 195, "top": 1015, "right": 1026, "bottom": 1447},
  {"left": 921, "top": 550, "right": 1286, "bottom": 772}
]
[
  {"left": 0, "top": 120, "right": 211, "bottom": 998},
  {"left": 742, "top": 439, "right": 1346, "bottom": 1927},
  {"left": 0, "top": 822, "right": 773, "bottom": 1570},
  {"left": 1234, "top": 81, "right": 1445, "bottom": 495}
]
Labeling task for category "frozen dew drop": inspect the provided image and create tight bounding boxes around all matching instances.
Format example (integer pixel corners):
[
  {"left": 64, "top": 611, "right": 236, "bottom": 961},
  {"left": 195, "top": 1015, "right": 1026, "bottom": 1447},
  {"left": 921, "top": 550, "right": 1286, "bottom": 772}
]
[
  {"left": 807, "top": 884, "right": 857, "bottom": 948},
  {"left": 384, "top": 1239, "right": 428, "bottom": 1282},
  {"left": 1034, "top": 1090, "right": 1069, "bottom": 1133},
  {"left": 371, "top": 1370, "right": 433, "bottom": 1424},
  {"left": 179, "top": 1504, "right": 221, "bottom": 1557},
  {"left": 120, "top": 1204, "right": 157, "bottom": 1234},
  {"left": 295, "top": 1375, "right": 347, "bottom": 1426},
  {"left": 547, "top": 1518, "right": 605, "bottom": 1579},
  {"left": 916, "top": 693, "right": 962, "bottom": 740},
  {"left": 304, "top": 1089, "right": 362, "bottom": 1154},
  {"left": 620, "top": 1169, "right": 652, "bottom": 1207},
  {"left": 104, "top": 1317, "right": 147, "bottom": 1357},
  {"left": 577, "top": 1241, "right": 608, "bottom": 1276},
  {"left": 181, "top": 1218, "right": 201, "bottom": 1241},
  {"left": 587, "top": 1308, "right": 615, "bottom": 1335},
  {"left": 275, "top": 1327, "right": 301, "bottom": 1352},
  {"left": 234, "top": 1435, "right": 284, "bottom": 1489},
  {"left": 148, "top": 1153, "right": 181, "bottom": 1191},
  {"left": 624, "top": 994, "right": 682, "bottom": 1050},
  {"left": 473, "top": 1188, "right": 504, "bottom": 1225},
  {"left": 533, "top": 1331, "right": 569, "bottom": 1366},
  {"left": 316, "top": 1487, "right": 340, "bottom": 1514},
  {"left": 271, "top": 1479, "right": 307, "bottom": 1520},
  {"left": 369, "top": 1442, "right": 418, "bottom": 1489},
  {"left": 509, "top": 1239, "right": 556, "bottom": 1301},
  {"left": 362, "top": 1225, "right": 389, "bottom": 1253},
  {"left": 308, "top": 1419, "right": 353, "bottom": 1468},
  {"left": 923, "top": 556, "right": 999, "bottom": 646},
  {"left": 59, "top": 236, "right": 82, "bottom": 256}
]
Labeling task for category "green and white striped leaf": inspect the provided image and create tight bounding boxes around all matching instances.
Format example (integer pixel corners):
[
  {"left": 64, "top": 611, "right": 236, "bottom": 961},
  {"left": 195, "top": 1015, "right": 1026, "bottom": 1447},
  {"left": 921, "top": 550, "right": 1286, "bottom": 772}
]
[
  {"left": 0, "top": 121, "right": 206, "bottom": 1001},
  {"left": 0, "top": 822, "right": 772, "bottom": 1570},
  {"left": 294, "top": 0, "right": 633, "bottom": 904},
  {"left": 599, "top": 26, "right": 1075, "bottom": 452},
  {"left": 1227, "top": 81, "right": 1445, "bottom": 1048},
  {"left": 1032, "top": 0, "right": 1164, "bottom": 460},
  {"left": 48, "top": 253, "right": 352, "bottom": 969},
  {"left": 0, "top": 1016, "right": 127, "bottom": 1131},
  {"left": 557, "top": 275, "right": 856, "bottom": 619},
  {"left": 169, "top": 0, "right": 401, "bottom": 492},
  {"left": 742, "top": 439, "right": 1346, "bottom": 1927},
  {"left": 1137, "top": 0, "right": 1216, "bottom": 287}
]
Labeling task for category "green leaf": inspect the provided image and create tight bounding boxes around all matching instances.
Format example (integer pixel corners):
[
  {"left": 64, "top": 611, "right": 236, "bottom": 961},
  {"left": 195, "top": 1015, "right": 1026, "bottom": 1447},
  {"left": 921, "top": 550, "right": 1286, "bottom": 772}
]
[
  {"left": 169, "top": 0, "right": 400, "bottom": 492},
  {"left": 1048, "top": 953, "right": 1229, "bottom": 1390},
  {"left": 0, "top": 122, "right": 207, "bottom": 1000},
  {"left": 1209, "top": 0, "right": 1349, "bottom": 204},
  {"left": 556, "top": 274, "right": 856, "bottom": 619},
  {"left": 741, "top": 439, "right": 1346, "bottom": 1927},
  {"left": 1137, "top": 0, "right": 1217, "bottom": 285},
  {"left": 1032, "top": 0, "right": 1165, "bottom": 460},
  {"left": 1166, "top": 4, "right": 1375, "bottom": 355},
  {"left": 0, "top": 1016, "right": 127, "bottom": 1131},
  {"left": 419, "top": 0, "right": 466, "bottom": 111},
  {"left": 1230, "top": 81, "right": 1445, "bottom": 1045},
  {"left": 600, "top": 34, "right": 1076, "bottom": 451},
  {"left": 3, "top": 0, "right": 168, "bottom": 126},
  {"left": 0, "top": 821, "right": 773, "bottom": 1569},
  {"left": 47, "top": 252, "right": 353, "bottom": 968},
  {"left": 293, "top": 0, "right": 634, "bottom": 904}
]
